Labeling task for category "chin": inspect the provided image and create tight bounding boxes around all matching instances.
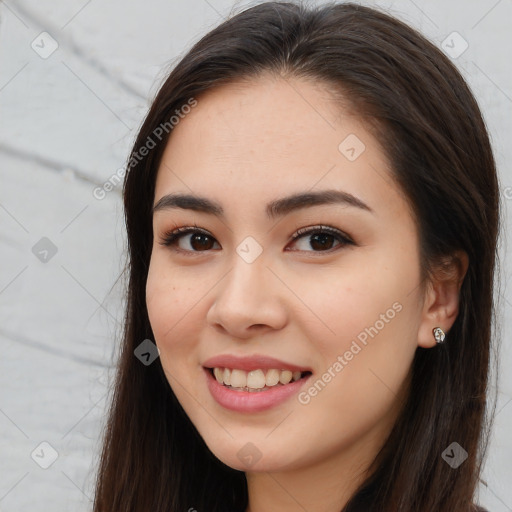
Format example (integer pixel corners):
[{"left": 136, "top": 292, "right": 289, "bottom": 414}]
[{"left": 202, "top": 436, "right": 302, "bottom": 473}]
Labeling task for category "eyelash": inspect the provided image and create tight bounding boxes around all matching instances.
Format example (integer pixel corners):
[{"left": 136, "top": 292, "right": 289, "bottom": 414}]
[{"left": 158, "top": 223, "right": 354, "bottom": 256}]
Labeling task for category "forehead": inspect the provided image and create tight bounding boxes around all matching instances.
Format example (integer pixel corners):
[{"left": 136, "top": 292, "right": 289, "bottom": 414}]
[{"left": 154, "top": 76, "right": 405, "bottom": 222}]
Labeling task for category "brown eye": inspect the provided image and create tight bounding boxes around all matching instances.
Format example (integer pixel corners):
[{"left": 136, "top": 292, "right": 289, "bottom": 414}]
[
  {"left": 160, "top": 227, "right": 220, "bottom": 254},
  {"left": 159, "top": 224, "right": 353, "bottom": 255},
  {"left": 183, "top": 232, "right": 216, "bottom": 251},
  {"left": 288, "top": 225, "right": 353, "bottom": 253}
]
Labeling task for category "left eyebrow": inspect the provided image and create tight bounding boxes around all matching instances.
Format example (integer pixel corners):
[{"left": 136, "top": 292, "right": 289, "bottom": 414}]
[{"left": 152, "top": 189, "right": 374, "bottom": 219}]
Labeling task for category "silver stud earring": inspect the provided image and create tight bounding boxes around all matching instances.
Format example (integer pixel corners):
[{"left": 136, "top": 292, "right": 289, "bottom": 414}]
[{"left": 433, "top": 327, "right": 446, "bottom": 344}]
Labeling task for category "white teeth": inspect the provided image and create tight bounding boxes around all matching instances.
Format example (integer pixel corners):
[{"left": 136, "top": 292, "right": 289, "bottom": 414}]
[
  {"left": 279, "top": 370, "right": 293, "bottom": 384},
  {"left": 265, "top": 368, "right": 280, "bottom": 387},
  {"left": 211, "top": 367, "right": 307, "bottom": 390},
  {"left": 247, "top": 369, "right": 266, "bottom": 389},
  {"left": 213, "top": 367, "right": 223, "bottom": 383},
  {"left": 230, "top": 369, "right": 247, "bottom": 388}
]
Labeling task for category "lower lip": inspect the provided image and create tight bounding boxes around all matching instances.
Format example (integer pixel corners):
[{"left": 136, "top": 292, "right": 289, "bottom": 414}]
[{"left": 204, "top": 368, "right": 311, "bottom": 413}]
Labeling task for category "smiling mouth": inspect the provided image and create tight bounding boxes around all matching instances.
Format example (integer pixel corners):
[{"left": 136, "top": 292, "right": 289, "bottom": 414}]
[{"left": 206, "top": 367, "right": 312, "bottom": 392}]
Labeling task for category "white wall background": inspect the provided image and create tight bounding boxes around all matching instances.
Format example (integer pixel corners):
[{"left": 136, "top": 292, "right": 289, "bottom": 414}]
[{"left": 0, "top": 0, "right": 510, "bottom": 510}]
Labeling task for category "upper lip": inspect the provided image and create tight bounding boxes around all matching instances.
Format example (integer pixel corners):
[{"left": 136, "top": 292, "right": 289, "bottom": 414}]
[{"left": 202, "top": 354, "right": 312, "bottom": 373}]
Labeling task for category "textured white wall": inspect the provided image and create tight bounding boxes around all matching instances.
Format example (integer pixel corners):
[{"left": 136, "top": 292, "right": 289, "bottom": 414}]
[{"left": 0, "top": 1, "right": 510, "bottom": 510}]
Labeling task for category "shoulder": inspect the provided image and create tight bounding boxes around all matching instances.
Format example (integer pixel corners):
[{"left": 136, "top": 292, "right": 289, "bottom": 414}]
[{"left": 474, "top": 506, "right": 489, "bottom": 512}]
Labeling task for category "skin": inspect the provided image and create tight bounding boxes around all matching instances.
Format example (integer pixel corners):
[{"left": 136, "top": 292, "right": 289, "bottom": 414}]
[{"left": 145, "top": 74, "right": 467, "bottom": 512}]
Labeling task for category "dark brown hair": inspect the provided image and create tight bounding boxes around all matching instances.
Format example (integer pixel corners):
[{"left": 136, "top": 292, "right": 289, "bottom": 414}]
[{"left": 93, "top": 2, "right": 500, "bottom": 511}]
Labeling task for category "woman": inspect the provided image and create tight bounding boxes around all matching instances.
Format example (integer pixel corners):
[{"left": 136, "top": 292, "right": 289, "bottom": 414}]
[{"left": 93, "top": 2, "right": 499, "bottom": 511}]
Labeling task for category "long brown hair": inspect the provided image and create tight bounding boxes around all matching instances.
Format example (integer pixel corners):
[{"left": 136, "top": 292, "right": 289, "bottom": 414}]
[{"left": 93, "top": 2, "right": 500, "bottom": 511}]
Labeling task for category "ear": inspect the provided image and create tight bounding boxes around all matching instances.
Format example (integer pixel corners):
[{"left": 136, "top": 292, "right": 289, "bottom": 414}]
[{"left": 417, "top": 250, "right": 469, "bottom": 348}]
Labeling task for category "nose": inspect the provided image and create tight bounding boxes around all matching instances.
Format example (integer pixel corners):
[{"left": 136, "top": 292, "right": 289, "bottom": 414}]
[{"left": 206, "top": 252, "right": 288, "bottom": 339}]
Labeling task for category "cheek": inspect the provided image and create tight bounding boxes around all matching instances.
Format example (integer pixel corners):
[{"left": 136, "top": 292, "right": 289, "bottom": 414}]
[
  {"left": 145, "top": 257, "right": 210, "bottom": 415},
  {"left": 145, "top": 256, "right": 202, "bottom": 361},
  {"left": 304, "top": 301, "right": 410, "bottom": 401},
  {"left": 296, "top": 250, "right": 420, "bottom": 407},
  {"left": 293, "top": 257, "right": 414, "bottom": 357}
]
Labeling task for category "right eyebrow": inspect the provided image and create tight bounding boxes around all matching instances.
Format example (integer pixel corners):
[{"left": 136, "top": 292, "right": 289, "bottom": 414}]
[{"left": 152, "top": 188, "right": 374, "bottom": 220}]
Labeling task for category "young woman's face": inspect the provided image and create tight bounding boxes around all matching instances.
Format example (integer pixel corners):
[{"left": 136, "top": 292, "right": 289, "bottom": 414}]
[{"left": 146, "top": 76, "right": 426, "bottom": 474}]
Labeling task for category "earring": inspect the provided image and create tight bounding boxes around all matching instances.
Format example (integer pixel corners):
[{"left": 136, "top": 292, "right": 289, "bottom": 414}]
[{"left": 433, "top": 327, "right": 446, "bottom": 344}]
